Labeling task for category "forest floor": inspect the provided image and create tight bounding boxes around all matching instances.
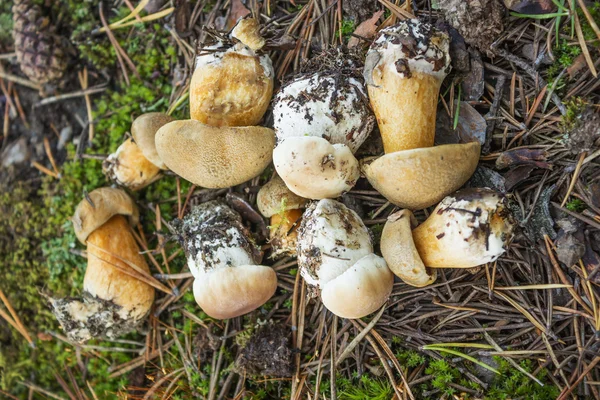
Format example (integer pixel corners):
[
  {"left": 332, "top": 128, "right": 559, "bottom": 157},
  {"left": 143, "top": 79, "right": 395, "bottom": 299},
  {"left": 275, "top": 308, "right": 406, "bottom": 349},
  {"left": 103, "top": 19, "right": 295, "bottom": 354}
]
[{"left": 0, "top": 0, "right": 599, "bottom": 399}]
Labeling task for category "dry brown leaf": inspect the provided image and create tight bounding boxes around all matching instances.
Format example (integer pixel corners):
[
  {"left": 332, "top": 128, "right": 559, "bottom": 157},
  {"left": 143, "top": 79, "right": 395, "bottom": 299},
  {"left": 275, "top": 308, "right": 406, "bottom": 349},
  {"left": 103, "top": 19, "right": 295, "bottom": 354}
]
[
  {"left": 227, "top": 0, "right": 251, "bottom": 30},
  {"left": 348, "top": 10, "right": 384, "bottom": 48}
]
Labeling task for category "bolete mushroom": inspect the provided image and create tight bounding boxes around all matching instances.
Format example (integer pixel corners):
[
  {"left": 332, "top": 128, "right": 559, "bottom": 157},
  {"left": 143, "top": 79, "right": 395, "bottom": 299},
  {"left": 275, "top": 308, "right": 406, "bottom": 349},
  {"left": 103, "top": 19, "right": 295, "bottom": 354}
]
[
  {"left": 297, "top": 199, "right": 393, "bottom": 319},
  {"left": 174, "top": 201, "right": 277, "bottom": 319},
  {"left": 379, "top": 188, "right": 515, "bottom": 286},
  {"left": 231, "top": 18, "right": 265, "bottom": 51},
  {"left": 49, "top": 188, "right": 154, "bottom": 343},
  {"left": 362, "top": 19, "right": 480, "bottom": 210},
  {"left": 103, "top": 113, "right": 174, "bottom": 190},
  {"left": 273, "top": 136, "right": 360, "bottom": 199},
  {"left": 257, "top": 175, "right": 308, "bottom": 257},
  {"left": 155, "top": 119, "right": 275, "bottom": 189},
  {"left": 190, "top": 41, "right": 273, "bottom": 126},
  {"left": 411, "top": 188, "right": 515, "bottom": 269}
]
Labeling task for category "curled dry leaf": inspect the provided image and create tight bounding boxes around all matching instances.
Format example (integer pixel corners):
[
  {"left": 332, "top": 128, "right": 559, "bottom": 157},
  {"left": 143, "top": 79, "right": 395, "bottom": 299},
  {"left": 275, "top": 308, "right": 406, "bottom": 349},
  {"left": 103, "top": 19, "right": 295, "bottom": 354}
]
[
  {"left": 495, "top": 148, "right": 551, "bottom": 170},
  {"left": 348, "top": 10, "right": 384, "bottom": 48}
]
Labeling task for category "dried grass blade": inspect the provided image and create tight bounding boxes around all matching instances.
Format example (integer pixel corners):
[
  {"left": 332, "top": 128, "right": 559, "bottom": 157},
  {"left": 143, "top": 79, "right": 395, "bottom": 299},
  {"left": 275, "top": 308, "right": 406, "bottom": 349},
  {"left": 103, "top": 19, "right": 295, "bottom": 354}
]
[
  {"left": 573, "top": 9, "right": 597, "bottom": 77},
  {"left": 493, "top": 290, "right": 548, "bottom": 335},
  {"left": 422, "top": 345, "right": 500, "bottom": 374}
]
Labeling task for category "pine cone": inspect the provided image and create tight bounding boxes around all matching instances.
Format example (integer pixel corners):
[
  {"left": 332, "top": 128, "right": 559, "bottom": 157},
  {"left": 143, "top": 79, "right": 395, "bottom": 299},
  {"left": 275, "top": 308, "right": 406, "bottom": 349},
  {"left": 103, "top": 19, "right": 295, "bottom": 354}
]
[{"left": 12, "top": 0, "right": 67, "bottom": 85}]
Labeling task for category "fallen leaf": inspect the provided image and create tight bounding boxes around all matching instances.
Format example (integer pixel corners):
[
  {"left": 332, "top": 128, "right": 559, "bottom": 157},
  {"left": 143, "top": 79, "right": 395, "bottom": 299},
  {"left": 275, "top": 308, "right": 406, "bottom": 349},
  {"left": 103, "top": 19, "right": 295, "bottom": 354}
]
[
  {"left": 495, "top": 148, "right": 551, "bottom": 170},
  {"left": 468, "top": 166, "right": 507, "bottom": 193},
  {"left": 435, "top": 102, "right": 486, "bottom": 145},
  {"left": 503, "top": 0, "right": 554, "bottom": 14},
  {"left": 582, "top": 246, "right": 600, "bottom": 284},
  {"left": 503, "top": 165, "right": 535, "bottom": 191},
  {"left": 227, "top": 0, "right": 250, "bottom": 30},
  {"left": 462, "top": 48, "right": 485, "bottom": 101},
  {"left": 567, "top": 54, "right": 588, "bottom": 78},
  {"left": 348, "top": 10, "right": 384, "bottom": 48},
  {"left": 555, "top": 229, "right": 585, "bottom": 267}
]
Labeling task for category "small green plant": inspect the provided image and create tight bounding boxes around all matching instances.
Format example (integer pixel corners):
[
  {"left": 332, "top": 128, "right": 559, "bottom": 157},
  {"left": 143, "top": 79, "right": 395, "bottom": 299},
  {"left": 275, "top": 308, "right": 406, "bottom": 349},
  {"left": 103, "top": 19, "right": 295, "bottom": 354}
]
[
  {"left": 338, "top": 375, "right": 393, "bottom": 400},
  {"left": 336, "top": 19, "right": 356, "bottom": 40},
  {"left": 566, "top": 198, "right": 586, "bottom": 212},
  {"left": 485, "top": 357, "right": 560, "bottom": 400}
]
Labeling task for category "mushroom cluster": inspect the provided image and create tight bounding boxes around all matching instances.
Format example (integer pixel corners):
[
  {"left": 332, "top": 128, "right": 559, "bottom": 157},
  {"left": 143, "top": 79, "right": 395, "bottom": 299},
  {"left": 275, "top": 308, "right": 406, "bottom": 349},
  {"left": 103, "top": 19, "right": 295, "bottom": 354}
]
[
  {"left": 297, "top": 199, "right": 393, "bottom": 319},
  {"left": 362, "top": 19, "right": 481, "bottom": 210},
  {"left": 272, "top": 54, "right": 375, "bottom": 199},
  {"left": 174, "top": 201, "right": 277, "bottom": 319},
  {"left": 50, "top": 188, "right": 154, "bottom": 342},
  {"left": 381, "top": 188, "right": 516, "bottom": 287}
]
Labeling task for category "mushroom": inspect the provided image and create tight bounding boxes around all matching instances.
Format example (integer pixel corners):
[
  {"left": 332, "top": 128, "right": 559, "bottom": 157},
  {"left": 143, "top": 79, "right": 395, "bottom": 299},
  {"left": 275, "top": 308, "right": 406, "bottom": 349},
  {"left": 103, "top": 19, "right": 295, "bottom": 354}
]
[
  {"left": 257, "top": 175, "right": 308, "bottom": 257},
  {"left": 155, "top": 119, "right": 275, "bottom": 189},
  {"left": 231, "top": 18, "right": 265, "bottom": 51},
  {"left": 297, "top": 199, "right": 393, "bottom": 319},
  {"left": 174, "top": 201, "right": 277, "bottom": 319},
  {"left": 131, "top": 112, "right": 174, "bottom": 169},
  {"left": 411, "top": 188, "right": 515, "bottom": 269},
  {"left": 273, "top": 136, "right": 360, "bottom": 199},
  {"left": 380, "top": 209, "right": 437, "bottom": 287},
  {"left": 103, "top": 138, "right": 161, "bottom": 191},
  {"left": 272, "top": 72, "right": 375, "bottom": 154},
  {"left": 362, "top": 19, "right": 480, "bottom": 210},
  {"left": 103, "top": 113, "right": 174, "bottom": 190},
  {"left": 49, "top": 188, "right": 154, "bottom": 343},
  {"left": 190, "top": 41, "right": 273, "bottom": 126}
]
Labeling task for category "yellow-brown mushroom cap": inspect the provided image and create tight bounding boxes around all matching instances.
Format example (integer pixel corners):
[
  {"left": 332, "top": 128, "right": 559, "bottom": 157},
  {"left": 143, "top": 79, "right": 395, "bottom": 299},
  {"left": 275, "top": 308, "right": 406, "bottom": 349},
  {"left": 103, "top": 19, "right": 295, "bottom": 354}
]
[
  {"left": 131, "top": 112, "right": 174, "bottom": 169},
  {"left": 155, "top": 120, "right": 276, "bottom": 189},
  {"left": 193, "top": 264, "right": 277, "bottom": 319},
  {"left": 72, "top": 187, "right": 139, "bottom": 244},
  {"left": 380, "top": 210, "right": 436, "bottom": 287},
  {"left": 102, "top": 138, "right": 161, "bottom": 191},
  {"left": 257, "top": 175, "right": 308, "bottom": 217},
  {"left": 362, "top": 142, "right": 480, "bottom": 210}
]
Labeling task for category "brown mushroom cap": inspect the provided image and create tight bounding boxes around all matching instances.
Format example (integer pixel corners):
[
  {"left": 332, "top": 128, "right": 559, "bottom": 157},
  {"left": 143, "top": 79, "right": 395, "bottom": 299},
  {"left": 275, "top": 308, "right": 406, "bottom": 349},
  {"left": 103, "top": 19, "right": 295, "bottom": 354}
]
[
  {"left": 362, "top": 142, "right": 480, "bottom": 210},
  {"left": 84, "top": 215, "right": 154, "bottom": 318},
  {"left": 155, "top": 120, "right": 275, "bottom": 189},
  {"left": 102, "top": 138, "right": 161, "bottom": 191},
  {"left": 193, "top": 264, "right": 277, "bottom": 319},
  {"left": 231, "top": 18, "right": 265, "bottom": 51},
  {"left": 190, "top": 45, "right": 273, "bottom": 127},
  {"left": 131, "top": 112, "right": 174, "bottom": 169},
  {"left": 72, "top": 187, "right": 139, "bottom": 244},
  {"left": 380, "top": 210, "right": 437, "bottom": 287},
  {"left": 257, "top": 175, "right": 308, "bottom": 217}
]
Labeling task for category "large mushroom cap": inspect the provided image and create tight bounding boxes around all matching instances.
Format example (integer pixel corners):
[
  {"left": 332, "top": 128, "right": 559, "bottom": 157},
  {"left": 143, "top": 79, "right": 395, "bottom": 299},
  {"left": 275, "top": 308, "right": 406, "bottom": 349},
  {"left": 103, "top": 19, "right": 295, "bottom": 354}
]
[
  {"left": 103, "top": 138, "right": 161, "bottom": 191},
  {"left": 412, "top": 188, "right": 515, "bottom": 269},
  {"left": 257, "top": 175, "right": 308, "bottom": 218},
  {"left": 320, "top": 253, "right": 393, "bottom": 319},
  {"left": 190, "top": 43, "right": 274, "bottom": 127},
  {"left": 273, "top": 73, "right": 374, "bottom": 154},
  {"left": 273, "top": 137, "right": 360, "bottom": 199},
  {"left": 193, "top": 264, "right": 277, "bottom": 319},
  {"left": 362, "top": 142, "right": 480, "bottom": 210},
  {"left": 72, "top": 187, "right": 139, "bottom": 244},
  {"left": 380, "top": 210, "right": 436, "bottom": 287},
  {"left": 131, "top": 112, "right": 174, "bottom": 169},
  {"left": 155, "top": 120, "right": 275, "bottom": 189}
]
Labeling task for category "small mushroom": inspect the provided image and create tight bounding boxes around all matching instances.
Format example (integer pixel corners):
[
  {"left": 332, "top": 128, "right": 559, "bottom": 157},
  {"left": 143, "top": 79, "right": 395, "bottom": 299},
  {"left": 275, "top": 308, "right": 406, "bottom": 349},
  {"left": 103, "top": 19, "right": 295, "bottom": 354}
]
[
  {"left": 155, "top": 119, "right": 275, "bottom": 189},
  {"left": 174, "top": 201, "right": 277, "bottom": 319},
  {"left": 131, "top": 112, "right": 174, "bottom": 169},
  {"left": 50, "top": 188, "right": 154, "bottom": 343},
  {"left": 257, "top": 175, "right": 308, "bottom": 257},
  {"left": 103, "top": 138, "right": 161, "bottom": 191},
  {"left": 272, "top": 72, "right": 375, "bottom": 154},
  {"left": 231, "top": 18, "right": 265, "bottom": 51},
  {"left": 362, "top": 19, "right": 480, "bottom": 210},
  {"left": 190, "top": 42, "right": 273, "bottom": 126},
  {"left": 273, "top": 137, "right": 360, "bottom": 199},
  {"left": 412, "top": 188, "right": 515, "bottom": 269},
  {"left": 380, "top": 210, "right": 437, "bottom": 287},
  {"left": 297, "top": 199, "right": 393, "bottom": 319}
]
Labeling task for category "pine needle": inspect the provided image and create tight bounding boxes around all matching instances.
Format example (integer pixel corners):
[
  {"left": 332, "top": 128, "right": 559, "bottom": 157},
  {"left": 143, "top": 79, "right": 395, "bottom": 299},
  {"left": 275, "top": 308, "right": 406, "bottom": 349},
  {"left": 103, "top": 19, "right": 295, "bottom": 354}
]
[{"left": 422, "top": 345, "right": 500, "bottom": 375}]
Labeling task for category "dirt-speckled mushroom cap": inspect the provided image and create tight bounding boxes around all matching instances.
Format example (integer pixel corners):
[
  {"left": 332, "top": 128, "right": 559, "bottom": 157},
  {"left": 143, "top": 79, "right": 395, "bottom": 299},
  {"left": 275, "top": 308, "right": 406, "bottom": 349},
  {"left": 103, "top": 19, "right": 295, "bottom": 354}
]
[
  {"left": 257, "top": 175, "right": 308, "bottom": 218},
  {"left": 412, "top": 188, "right": 515, "bottom": 269},
  {"left": 273, "top": 136, "right": 360, "bottom": 199},
  {"left": 102, "top": 138, "right": 161, "bottom": 191},
  {"left": 362, "top": 142, "right": 480, "bottom": 210},
  {"left": 193, "top": 264, "right": 277, "bottom": 319},
  {"left": 320, "top": 253, "right": 393, "bottom": 319},
  {"left": 380, "top": 210, "right": 436, "bottom": 287},
  {"left": 72, "top": 187, "right": 139, "bottom": 244},
  {"left": 131, "top": 112, "right": 174, "bottom": 169},
  {"left": 155, "top": 120, "right": 275, "bottom": 189},
  {"left": 190, "top": 43, "right": 273, "bottom": 127}
]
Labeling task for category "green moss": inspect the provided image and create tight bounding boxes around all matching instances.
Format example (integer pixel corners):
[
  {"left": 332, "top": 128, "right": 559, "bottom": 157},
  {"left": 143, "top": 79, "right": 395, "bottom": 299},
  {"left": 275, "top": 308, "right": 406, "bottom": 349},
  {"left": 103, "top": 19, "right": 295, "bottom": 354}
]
[
  {"left": 560, "top": 97, "right": 588, "bottom": 131},
  {"left": 336, "top": 19, "right": 356, "bottom": 40},
  {"left": 566, "top": 198, "right": 586, "bottom": 212},
  {"left": 338, "top": 375, "right": 393, "bottom": 400},
  {"left": 485, "top": 357, "right": 560, "bottom": 400}
]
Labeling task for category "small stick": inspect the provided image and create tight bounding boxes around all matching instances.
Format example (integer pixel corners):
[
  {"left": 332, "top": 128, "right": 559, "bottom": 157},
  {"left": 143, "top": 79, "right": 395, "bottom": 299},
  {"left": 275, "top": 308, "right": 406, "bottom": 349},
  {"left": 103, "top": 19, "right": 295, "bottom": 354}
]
[
  {"left": 0, "top": 289, "right": 33, "bottom": 346},
  {"left": 0, "top": 69, "right": 40, "bottom": 90},
  {"left": 43, "top": 137, "right": 60, "bottom": 176}
]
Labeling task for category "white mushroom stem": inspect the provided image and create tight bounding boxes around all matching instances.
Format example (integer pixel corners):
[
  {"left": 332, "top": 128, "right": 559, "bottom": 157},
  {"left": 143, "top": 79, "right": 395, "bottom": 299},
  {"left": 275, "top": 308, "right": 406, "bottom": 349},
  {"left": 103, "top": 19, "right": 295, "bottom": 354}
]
[
  {"left": 176, "top": 201, "right": 277, "bottom": 319},
  {"left": 412, "top": 188, "right": 515, "bottom": 269},
  {"left": 297, "top": 199, "right": 393, "bottom": 318},
  {"left": 273, "top": 137, "right": 360, "bottom": 200}
]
